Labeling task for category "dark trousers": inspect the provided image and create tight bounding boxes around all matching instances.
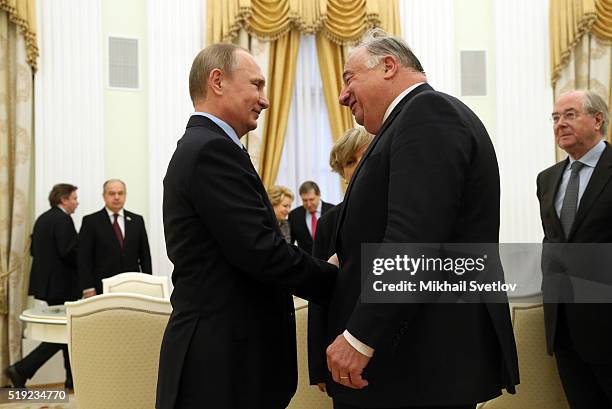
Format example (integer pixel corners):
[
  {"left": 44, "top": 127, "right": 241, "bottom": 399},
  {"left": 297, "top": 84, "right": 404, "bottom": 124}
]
[
  {"left": 14, "top": 342, "right": 71, "bottom": 380},
  {"left": 554, "top": 306, "right": 612, "bottom": 409},
  {"left": 13, "top": 298, "right": 71, "bottom": 381},
  {"left": 333, "top": 402, "right": 475, "bottom": 409}
]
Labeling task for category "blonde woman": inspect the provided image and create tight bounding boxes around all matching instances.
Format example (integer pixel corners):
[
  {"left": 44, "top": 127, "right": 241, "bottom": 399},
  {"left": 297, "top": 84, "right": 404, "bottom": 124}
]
[{"left": 267, "top": 185, "right": 294, "bottom": 243}]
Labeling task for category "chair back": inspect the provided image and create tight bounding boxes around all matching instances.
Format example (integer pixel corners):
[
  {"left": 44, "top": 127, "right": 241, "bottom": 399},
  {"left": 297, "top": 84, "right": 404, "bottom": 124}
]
[
  {"left": 66, "top": 293, "right": 171, "bottom": 409},
  {"left": 480, "top": 303, "right": 569, "bottom": 409},
  {"left": 102, "top": 272, "right": 170, "bottom": 298}
]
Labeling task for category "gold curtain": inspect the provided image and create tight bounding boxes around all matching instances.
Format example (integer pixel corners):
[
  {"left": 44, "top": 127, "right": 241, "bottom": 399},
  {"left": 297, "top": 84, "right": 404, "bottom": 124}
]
[
  {"left": 258, "top": 29, "right": 300, "bottom": 187},
  {"left": 208, "top": 0, "right": 385, "bottom": 45},
  {"left": 207, "top": 0, "right": 399, "bottom": 187},
  {"left": 0, "top": 0, "right": 38, "bottom": 71},
  {"left": 0, "top": 3, "right": 36, "bottom": 383},
  {"left": 316, "top": 34, "right": 353, "bottom": 146},
  {"left": 550, "top": 0, "right": 597, "bottom": 86}
]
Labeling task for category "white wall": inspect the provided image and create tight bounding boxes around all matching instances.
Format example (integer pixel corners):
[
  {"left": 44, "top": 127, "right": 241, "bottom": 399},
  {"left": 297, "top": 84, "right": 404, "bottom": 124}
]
[
  {"left": 493, "top": 0, "right": 555, "bottom": 242},
  {"left": 147, "top": 0, "right": 205, "bottom": 278}
]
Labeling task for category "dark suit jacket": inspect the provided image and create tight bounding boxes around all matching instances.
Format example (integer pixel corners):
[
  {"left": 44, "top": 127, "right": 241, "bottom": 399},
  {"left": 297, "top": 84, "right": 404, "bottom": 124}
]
[
  {"left": 156, "top": 115, "right": 337, "bottom": 409},
  {"left": 327, "top": 84, "right": 519, "bottom": 407},
  {"left": 289, "top": 201, "right": 334, "bottom": 254},
  {"left": 77, "top": 208, "right": 152, "bottom": 294},
  {"left": 308, "top": 203, "right": 340, "bottom": 385},
  {"left": 28, "top": 207, "right": 79, "bottom": 303},
  {"left": 537, "top": 142, "right": 612, "bottom": 363}
]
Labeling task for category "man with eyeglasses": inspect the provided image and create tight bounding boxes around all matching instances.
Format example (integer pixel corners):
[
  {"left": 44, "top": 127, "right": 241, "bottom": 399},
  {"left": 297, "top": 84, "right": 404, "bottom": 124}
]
[{"left": 537, "top": 90, "right": 612, "bottom": 408}]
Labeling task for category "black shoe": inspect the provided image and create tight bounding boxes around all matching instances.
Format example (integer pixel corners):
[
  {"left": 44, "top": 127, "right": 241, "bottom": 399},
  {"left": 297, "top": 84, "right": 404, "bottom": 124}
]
[
  {"left": 4, "top": 365, "right": 26, "bottom": 388},
  {"left": 65, "top": 376, "right": 73, "bottom": 390}
]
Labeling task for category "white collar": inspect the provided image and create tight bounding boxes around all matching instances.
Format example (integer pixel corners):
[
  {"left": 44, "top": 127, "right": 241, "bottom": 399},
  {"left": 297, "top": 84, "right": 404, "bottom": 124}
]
[{"left": 383, "top": 82, "right": 426, "bottom": 123}]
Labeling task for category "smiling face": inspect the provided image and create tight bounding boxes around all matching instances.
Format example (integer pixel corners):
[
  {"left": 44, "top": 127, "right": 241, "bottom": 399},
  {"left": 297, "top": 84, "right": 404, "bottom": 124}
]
[
  {"left": 222, "top": 50, "right": 269, "bottom": 137},
  {"left": 552, "top": 91, "right": 603, "bottom": 159},
  {"left": 273, "top": 195, "right": 293, "bottom": 221},
  {"left": 339, "top": 48, "right": 388, "bottom": 134}
]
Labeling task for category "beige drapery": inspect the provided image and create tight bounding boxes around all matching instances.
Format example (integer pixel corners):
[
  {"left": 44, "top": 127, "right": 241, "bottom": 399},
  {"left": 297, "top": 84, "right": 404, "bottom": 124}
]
[
  {"left": 207, "top": 0, "right": 399, "bottom": 187},
  {"left": 550, "top": 0, "right": 612, "bottom": 154},
  {"left": 0, "top": 0, "right": 37, "bottom": 384}
]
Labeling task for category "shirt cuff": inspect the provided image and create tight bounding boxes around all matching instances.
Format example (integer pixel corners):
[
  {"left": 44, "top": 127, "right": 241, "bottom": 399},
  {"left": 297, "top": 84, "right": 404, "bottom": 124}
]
[
  {"left": 343, "top": 330, "right": 374, "bottom": 357},
  {"left": 82, "top": 288, "right": 95, "bottom": 294}
]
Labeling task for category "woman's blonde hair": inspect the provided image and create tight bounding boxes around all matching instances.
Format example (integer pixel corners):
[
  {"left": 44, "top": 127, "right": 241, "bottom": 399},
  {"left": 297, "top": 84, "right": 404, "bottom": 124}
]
[
  {"left": 329, "top": 127, "right": 374, "bottom": 177},
  {"left": 267, "top": 185, "right": 294, "bottom": 206}
]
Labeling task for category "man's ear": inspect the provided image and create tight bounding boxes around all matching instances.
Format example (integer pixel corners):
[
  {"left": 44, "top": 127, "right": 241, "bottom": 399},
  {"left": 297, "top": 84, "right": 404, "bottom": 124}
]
[
  {"left": 209, "top": 68, "right": 224, "bottom": 96},
  {"left": 382, "top": 55, "right": 398, "bottom": 78},
  {"left": 594, "top": 111, "right": 604, "bottom": 131}
]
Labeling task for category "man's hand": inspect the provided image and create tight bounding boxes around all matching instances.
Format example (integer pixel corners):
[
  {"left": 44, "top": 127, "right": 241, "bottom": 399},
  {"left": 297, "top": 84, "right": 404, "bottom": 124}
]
[
  {"left": 82, "top": 289, "right": 96, "bottom": 299},
  {"left": 326, "top": 334, "right": 370, "bottom": 389},
  {"left": 317, "top": 382, "right": 326, "bottom": 392}
]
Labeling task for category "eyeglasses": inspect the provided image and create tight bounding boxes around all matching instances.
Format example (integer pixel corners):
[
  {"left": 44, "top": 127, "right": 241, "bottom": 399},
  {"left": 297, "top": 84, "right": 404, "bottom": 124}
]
[{"left": 551, "top": 110, "right": 582, "bottom": 124}]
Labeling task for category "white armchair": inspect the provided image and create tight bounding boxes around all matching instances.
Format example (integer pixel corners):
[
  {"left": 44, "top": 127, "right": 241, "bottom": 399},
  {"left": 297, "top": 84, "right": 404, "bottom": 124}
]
[
  {"left": 65, "top": 293, "right": 172, "bottom": 409},
  {"left": 480, "top": 303, "right": 569, "bottom": 409},
  {"left": 102, "top": 272, "right": 170, "bottom": 298},
  {"left": 288, "top": 297, "right": 333, "bottom": 409}
]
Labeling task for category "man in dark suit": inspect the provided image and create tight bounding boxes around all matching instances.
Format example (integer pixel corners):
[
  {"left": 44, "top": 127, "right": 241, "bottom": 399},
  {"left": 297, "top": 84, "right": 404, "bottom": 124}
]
[
  {"left": 78, "top": 179, "right": 152, "bottom": 298},
  {"left": 4, "top": 184, "right": 79, "bottom": 389},
  {"left": 156, "top": 43, "right": 337, "bottom": 409},
  {"left": 288, "top": 181, "right": 334, "bottom": 254},
  {"left": 325, "top": 31, "right": 519, "bottom": 409},
  {"left": 537, "top": 90, "right": 612, "bottom": 408}
]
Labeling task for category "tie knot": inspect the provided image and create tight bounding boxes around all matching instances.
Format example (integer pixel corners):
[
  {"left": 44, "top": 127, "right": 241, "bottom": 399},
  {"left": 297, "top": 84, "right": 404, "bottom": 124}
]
[
  {"left": 113, "top": 213, "right": 119, "bottom": 221},
  {"left": 571, "top": 161, "right": 585, "bottom": 172}
]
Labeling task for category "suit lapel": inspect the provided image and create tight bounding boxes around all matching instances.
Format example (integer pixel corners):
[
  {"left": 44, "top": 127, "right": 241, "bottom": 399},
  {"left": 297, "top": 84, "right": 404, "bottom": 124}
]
[
  {"left": 569, "top": 144, "right": 612, "bottom": 239},
  {"left": 334, "top": 83, "right": 433, "bottom": 242},
  {"left": 545, "top": 160, "right": 567, "bottom": 238},
  {"left": 123, "top": 211, "right": 131, "bottom": 248}
]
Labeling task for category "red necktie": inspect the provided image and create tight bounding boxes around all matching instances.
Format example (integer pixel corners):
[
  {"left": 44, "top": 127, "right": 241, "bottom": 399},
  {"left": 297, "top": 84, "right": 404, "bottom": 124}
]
[
  {"left": 310, "top": 211, "right": 317, "bottom": 240},
  {"left": 113, "top": 213, "right": 124, "bottom": 250}
]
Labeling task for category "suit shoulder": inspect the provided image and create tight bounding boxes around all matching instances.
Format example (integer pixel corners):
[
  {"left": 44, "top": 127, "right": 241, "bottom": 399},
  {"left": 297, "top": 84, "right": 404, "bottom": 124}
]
[
  {"left": 322, "top": 201, "right": 335, "bottom": 211},
  {"left": 538, "top": 160, "right": 566, "bottom": 180},
  {"left": 289, "top": 206, "right": 304, "bottom": 219},
  {"left": 124, "top": 210, "right": 142, "bottom": 219},
  {"left": 81, "top": 209, "right": 104, "bottom": 224},
  {"left": 318, "top": 205, "right": 340, "bottom": 226}
]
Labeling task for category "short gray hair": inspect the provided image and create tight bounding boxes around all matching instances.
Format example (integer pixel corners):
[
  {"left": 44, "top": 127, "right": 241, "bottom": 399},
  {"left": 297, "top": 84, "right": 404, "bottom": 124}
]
[
  {"left": 582, "top": 90, "right": 610, "bottom": 137},
  {"left": 356, "top": 28, "right": 425, "bottom": 74},
  {"left": 189, "top": 43, "right": 243, "bottom": 104},
  {"left": 103, "top": 179, "right": 126, "bottom": 193}
]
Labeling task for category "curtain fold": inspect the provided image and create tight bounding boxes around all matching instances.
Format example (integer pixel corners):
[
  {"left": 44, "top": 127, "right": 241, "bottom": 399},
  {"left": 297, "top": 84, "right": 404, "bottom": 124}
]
[
  {"left": 259, "top": 29, "right": 300, "bottom": 187},
  {"left": 593, "top": 0, "right": 612, "bottom": 40},
  {"left": 207, "top": 0, "right": 388, "bottom": 45},
  {"left": 550, "top": 0, "right": 597, "bottom": 87},
  {"left": 0, "top": 0, "right": 38, "bottom": 71},
  {"left": 0, "top": 8, "right": 34, "bottom": 383},
  {"left": 315, "top": 33, "right": 353, "bottom": 144}
]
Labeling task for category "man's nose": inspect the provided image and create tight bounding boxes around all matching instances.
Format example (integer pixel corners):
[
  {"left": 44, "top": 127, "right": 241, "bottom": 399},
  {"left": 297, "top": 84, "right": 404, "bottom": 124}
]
[{"left": 339, "top": 86, "right": 349, "bottom": 106}]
